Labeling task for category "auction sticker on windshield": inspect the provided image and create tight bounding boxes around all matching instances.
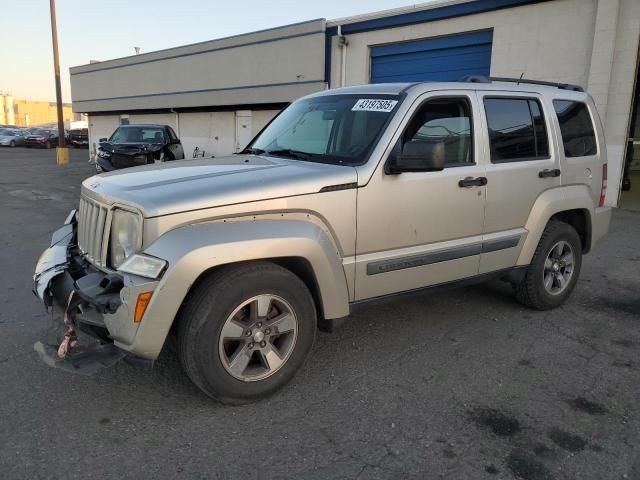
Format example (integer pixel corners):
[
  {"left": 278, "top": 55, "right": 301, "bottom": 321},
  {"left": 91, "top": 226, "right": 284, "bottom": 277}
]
[{"left": 352, "top": 99, "right": 398, "bottom": 113}]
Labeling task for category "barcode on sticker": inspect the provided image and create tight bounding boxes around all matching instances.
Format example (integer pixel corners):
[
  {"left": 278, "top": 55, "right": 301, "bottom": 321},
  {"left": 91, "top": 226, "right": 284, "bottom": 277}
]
[{"left": 352, "top": 99, "right": 398, "bottom": 113}]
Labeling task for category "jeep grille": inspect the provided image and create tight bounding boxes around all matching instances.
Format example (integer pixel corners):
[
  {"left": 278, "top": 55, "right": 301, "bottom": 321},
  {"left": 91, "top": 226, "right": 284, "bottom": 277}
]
[{"left": 77, "top": 196, "right": 110, "bottom": 268}]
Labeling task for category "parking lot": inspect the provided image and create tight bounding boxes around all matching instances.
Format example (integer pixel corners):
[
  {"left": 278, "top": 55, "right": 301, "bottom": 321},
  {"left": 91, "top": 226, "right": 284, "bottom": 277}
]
[{"left": 0, "top": 146, "right": 638, "bottom": 479}]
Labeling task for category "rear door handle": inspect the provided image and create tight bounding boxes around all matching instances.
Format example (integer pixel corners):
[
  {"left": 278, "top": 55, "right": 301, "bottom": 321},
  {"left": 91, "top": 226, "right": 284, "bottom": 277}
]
[
  {"left": 458, "top": 177, "right": 488, "bottom": 188},
  {"left": 539, "top": 168, "right": 561, "bottom": 178}
]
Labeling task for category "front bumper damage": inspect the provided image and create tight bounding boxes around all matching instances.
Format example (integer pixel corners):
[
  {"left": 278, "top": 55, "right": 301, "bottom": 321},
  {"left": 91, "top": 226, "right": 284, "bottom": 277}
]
[{"left": 33, "top": 210, "right": 155, "bottom": 375}]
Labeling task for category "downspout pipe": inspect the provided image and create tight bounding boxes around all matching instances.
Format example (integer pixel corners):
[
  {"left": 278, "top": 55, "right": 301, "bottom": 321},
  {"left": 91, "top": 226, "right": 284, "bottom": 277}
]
[{"left": 337, "top": 25, "right": 348, "bottom": 87}]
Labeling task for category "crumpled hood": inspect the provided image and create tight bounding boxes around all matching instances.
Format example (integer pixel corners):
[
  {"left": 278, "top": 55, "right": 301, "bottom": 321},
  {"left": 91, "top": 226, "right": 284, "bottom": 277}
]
[{"left": 82, "top": 155, "right": 357, "bottom": 217}]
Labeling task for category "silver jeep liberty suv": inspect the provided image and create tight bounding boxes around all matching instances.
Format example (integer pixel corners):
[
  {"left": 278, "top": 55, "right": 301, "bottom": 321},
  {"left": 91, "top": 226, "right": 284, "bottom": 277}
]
[{"left": 34, "top": 78, "right": 611, "bottom": 403}]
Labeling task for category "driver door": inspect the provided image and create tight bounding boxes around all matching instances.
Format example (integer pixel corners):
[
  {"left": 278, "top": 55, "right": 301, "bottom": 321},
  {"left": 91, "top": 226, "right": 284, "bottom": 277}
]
[{"left": 354, "top": 92, "right": 487, "bottom": 300}]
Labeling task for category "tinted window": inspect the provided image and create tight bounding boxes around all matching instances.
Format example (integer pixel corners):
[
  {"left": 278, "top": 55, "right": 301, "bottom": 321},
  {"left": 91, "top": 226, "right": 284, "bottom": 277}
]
[
  {"left": 405, "top": 98, "right": 473, "bottom": 166},
  {"left": 553, "top": 100, "right": 597, "bottom": 157},
  {"left": 109, "top": 126, "right": 166, "bottom": 143},
  {"left": 167, "top": 127, "right": 178, "bottom": 142},
  {"left": 484, "top": 98, "right": 549, "bottom": 162}
]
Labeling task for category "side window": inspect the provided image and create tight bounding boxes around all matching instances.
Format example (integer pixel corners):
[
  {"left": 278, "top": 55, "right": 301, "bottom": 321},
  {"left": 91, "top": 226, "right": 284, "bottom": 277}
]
[
  {"left": 167, "top": 127, "right": 178, "bottom": 142},
  {"left": 484, "top": 98, "right": 549, "bottom": 162},
  {"left": 404, "top": 97, "right": 474, "bottom": 166},
  {"left": 553, "top": 100, "right": 597, "bottom": 157}
]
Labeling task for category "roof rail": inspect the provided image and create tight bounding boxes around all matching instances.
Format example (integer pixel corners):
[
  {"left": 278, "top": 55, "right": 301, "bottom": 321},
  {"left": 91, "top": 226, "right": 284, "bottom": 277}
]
[{"left": 461, "top": 75, "right": 584, "bottom": 92}]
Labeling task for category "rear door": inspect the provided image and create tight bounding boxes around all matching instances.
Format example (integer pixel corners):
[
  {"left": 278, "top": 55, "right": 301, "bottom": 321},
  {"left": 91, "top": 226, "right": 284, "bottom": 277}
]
[{"left": 477, "top": 92, "right": 560, "bottom": 273}]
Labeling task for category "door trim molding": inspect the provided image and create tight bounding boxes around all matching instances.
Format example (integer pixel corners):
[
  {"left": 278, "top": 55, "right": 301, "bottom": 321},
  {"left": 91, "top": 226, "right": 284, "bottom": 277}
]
[{"left": 366, "top": 235, "right": 520, "bottom": 275}]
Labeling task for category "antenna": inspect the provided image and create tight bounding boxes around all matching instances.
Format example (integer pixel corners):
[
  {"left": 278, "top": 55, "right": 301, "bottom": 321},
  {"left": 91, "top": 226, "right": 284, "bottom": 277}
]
[{"left": 517, "top": 72, "right": 524, "bottom": 85}]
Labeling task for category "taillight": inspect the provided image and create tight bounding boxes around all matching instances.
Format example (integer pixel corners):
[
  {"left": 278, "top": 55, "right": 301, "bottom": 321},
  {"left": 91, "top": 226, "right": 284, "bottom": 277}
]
[{"left": 599, "top": 163, "right": 607, "bottom": 207}]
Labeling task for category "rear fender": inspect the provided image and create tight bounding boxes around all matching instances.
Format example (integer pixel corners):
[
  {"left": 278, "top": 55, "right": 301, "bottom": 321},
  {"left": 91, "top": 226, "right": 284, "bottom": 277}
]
[{"left": 517, "top": 185, "right": 594, "bottom": 265}]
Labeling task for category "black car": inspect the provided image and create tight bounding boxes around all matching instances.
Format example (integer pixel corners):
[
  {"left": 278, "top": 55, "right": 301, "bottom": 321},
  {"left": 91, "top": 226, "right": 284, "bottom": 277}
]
[
  {"left": 96, "top": 124, "right": 185, "bottom": 172},
  {"left": 24, "top": 128, "right": 59, "bottom": 148},
  {"left": 68, "top": 128, "right": 89, "bottom": 148}
]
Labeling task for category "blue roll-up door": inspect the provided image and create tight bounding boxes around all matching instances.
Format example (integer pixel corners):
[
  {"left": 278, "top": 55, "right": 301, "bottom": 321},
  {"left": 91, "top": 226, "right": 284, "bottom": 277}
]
[{"left": 370, "top": 30, "right": 493, "bottom": 83}]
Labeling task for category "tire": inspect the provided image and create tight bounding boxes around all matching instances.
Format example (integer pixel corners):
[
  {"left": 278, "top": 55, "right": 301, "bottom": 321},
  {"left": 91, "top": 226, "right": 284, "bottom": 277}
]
[
  {"left": 45, "top": 141, "right": 51, "bottom": 149},
  {"left": 176, "top": 261, "right": 317, "bottom": 404},
  {"left": 9, "top": 140, "right": 15, "bottom": 148},
  {"left": 513, "top": 221, "right": 582, "bottom": 310}
]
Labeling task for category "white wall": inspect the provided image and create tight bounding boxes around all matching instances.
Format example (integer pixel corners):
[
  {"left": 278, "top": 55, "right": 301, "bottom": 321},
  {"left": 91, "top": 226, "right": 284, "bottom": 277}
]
[
  {"left": 252, "top": 110, "right": 279, "bottom": 136},
  {"left": 178, "top": 112, "right": 236, "bottom": 158},
  {"left": 87, "top": 115, "right": 119, "bottom": 160}
]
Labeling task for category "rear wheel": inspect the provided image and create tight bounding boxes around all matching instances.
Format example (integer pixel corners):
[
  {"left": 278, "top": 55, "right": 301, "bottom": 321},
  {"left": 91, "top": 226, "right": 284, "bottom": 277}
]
[
  {"left": 177, "top": 262, "right": 317, "bottom": 404},
  {"left": 513, "top": 221, "right": 582, "bottom": 310}
]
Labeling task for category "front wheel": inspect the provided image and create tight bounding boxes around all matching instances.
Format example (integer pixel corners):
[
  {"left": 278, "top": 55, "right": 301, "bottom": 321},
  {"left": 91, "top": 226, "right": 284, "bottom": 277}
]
[
  {"left": 177, "top": 262, "right": 317, "bottom": 404},
  {"left": 9, "top": 140, "right": 15, "bottom": 148},
  {"left": 513, "top": 221, "right": 582, "bottom": 310},
  {"left": 45, "top": 141, "right": 51, "bottom": 149}
]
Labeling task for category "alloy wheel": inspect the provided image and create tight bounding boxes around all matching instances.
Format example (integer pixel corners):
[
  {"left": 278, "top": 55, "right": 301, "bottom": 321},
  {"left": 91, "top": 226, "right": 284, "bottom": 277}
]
[
  {"left": 542, "top": 240, "right": 575, "bottom": 295},
  {"left": 218, "top": 294, "right": 298, "bottom": 382}
]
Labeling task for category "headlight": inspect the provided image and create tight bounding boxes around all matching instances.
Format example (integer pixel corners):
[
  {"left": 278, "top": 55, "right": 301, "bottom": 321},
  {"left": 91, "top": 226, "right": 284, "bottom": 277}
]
[
  {"left": 118, "top": 254, "right": 167, "bottom": 279},
  {"left": 110, "top": 208, "right": 142, "bottom": 268},
  {"left": 97, "top": 149, "right": 112, "bottom": 158}
]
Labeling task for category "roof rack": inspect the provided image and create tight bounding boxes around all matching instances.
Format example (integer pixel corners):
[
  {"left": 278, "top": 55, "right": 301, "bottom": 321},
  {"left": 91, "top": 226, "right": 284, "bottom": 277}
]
[{"left": 462, "top": 75, "right": 584, "bottom": 92}]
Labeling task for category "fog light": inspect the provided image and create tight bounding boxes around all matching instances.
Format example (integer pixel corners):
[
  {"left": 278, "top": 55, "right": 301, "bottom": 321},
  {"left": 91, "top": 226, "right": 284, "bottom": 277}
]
[{"left": 134, "top": 292, "right": 153, "bottom": 323}]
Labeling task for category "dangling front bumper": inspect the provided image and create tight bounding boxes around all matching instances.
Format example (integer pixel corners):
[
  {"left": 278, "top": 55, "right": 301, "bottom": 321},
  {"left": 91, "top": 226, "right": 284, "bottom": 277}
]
[{"left": 32, "top": 210, "right": 157, "bottom": 374}]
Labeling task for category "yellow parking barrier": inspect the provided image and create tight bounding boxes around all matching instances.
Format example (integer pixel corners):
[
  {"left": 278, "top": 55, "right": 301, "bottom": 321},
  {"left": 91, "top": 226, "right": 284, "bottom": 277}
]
[{"left": 56, "top": 147, "right": 69, "bottom": 166}]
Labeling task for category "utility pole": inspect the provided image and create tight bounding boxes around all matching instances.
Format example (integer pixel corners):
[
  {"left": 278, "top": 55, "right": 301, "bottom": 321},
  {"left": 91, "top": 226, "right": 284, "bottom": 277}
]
[{"left": 49, "top": 0, "right": 68, "bottom": 165}]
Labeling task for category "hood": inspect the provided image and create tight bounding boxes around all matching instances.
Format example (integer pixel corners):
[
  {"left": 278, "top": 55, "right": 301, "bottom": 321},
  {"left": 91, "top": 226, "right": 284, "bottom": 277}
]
[{"left": 82, "top": 155, "right": 357, "bottom": 217}]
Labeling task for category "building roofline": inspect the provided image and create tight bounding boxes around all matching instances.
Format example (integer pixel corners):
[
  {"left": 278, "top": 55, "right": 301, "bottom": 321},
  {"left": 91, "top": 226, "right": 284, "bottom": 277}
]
[
  {"left": 327, "top": 0, "right": 474, "bottom": 27},
  {"left": 326, "top": 0, "right": 552, "bottom": 34}
]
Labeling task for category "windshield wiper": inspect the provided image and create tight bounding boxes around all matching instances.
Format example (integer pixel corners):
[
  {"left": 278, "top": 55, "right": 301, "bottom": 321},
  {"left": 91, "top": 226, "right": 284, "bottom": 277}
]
[
  {"left": 265, "top": 149, "right": 315, "bottom": 160},
  {"left": 239, "top": 147, "right": 266, "bottom": 155}
]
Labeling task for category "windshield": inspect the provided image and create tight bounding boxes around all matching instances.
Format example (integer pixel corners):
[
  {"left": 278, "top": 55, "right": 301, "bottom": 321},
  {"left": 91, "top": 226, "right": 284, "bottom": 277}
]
[
  {"left": 0, "top": 129, "right": 9, "bottom": 136},
  {"left": 32, "top": 129, "right": 50, "bottom": 136},
  {"left": 109, "top": 126, "right": 166, "bottom": 143},
  {"left": 248, "top": 95, "right": 401, "bottom": 165}
]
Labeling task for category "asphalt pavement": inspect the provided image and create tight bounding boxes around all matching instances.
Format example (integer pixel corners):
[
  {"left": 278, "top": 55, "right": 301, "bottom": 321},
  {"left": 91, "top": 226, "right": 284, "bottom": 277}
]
[{"left": 0, "top": 147, "right": 639, "bottom": 479}]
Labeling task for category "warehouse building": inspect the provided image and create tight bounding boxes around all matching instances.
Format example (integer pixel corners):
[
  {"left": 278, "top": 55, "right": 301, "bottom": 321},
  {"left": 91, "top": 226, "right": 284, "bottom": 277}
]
[{"left": 70, "top": 0, "right": 640, "bottom": 208}]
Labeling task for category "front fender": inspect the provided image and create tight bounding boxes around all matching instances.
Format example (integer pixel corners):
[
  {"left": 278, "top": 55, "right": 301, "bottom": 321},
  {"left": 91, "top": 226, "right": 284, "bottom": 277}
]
[
  {"left": 516, "top": 185, "right": 594, "bottom": 266},
  {"left": 122, "top": 219, "right": 349, "bottom": 359}
]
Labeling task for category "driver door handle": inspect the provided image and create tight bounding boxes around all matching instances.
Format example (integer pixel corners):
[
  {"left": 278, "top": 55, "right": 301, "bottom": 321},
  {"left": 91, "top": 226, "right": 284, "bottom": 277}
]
[
  {"left": 458, "top": 177, "right": 488, "bottom": 188},
  {"left": 539, "top": 168, "right": 561, "bottom": 178}
]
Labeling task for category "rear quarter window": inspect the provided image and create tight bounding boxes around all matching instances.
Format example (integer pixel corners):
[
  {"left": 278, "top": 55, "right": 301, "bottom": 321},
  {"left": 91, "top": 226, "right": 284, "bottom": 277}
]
[
  {"left": 553, "top": 100, "right": 597, "bottom": 157},
  {"left": 483, "top": 97, "right": 550, "bottom": 163}
]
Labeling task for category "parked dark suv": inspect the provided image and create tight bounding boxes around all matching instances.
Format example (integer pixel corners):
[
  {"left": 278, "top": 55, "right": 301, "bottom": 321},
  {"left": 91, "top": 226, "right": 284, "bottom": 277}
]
[
  {"left": 68, "top": 128, "right": 89, "bottom": 148},
  {"left": 96, "top": 124, "right": 185, "bottom": 172},
  {"left": 24, "top": 128, "right": 59, "bottom": 149}
]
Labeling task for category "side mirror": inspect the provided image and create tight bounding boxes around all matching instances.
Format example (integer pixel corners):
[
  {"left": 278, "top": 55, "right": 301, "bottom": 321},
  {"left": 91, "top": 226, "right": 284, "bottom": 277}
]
[
  {"left": 99, "top": 137, "right": 107, "bottom": 142},
  {"left": 386, "top": 140, "right": 446, "bottom": 174}
]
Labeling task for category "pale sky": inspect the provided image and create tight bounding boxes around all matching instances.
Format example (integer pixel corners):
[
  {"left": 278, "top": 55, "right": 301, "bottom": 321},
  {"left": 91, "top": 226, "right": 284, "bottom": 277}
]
[{"left": 1, "top": 0, "right": 423, "bottom": 102}]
